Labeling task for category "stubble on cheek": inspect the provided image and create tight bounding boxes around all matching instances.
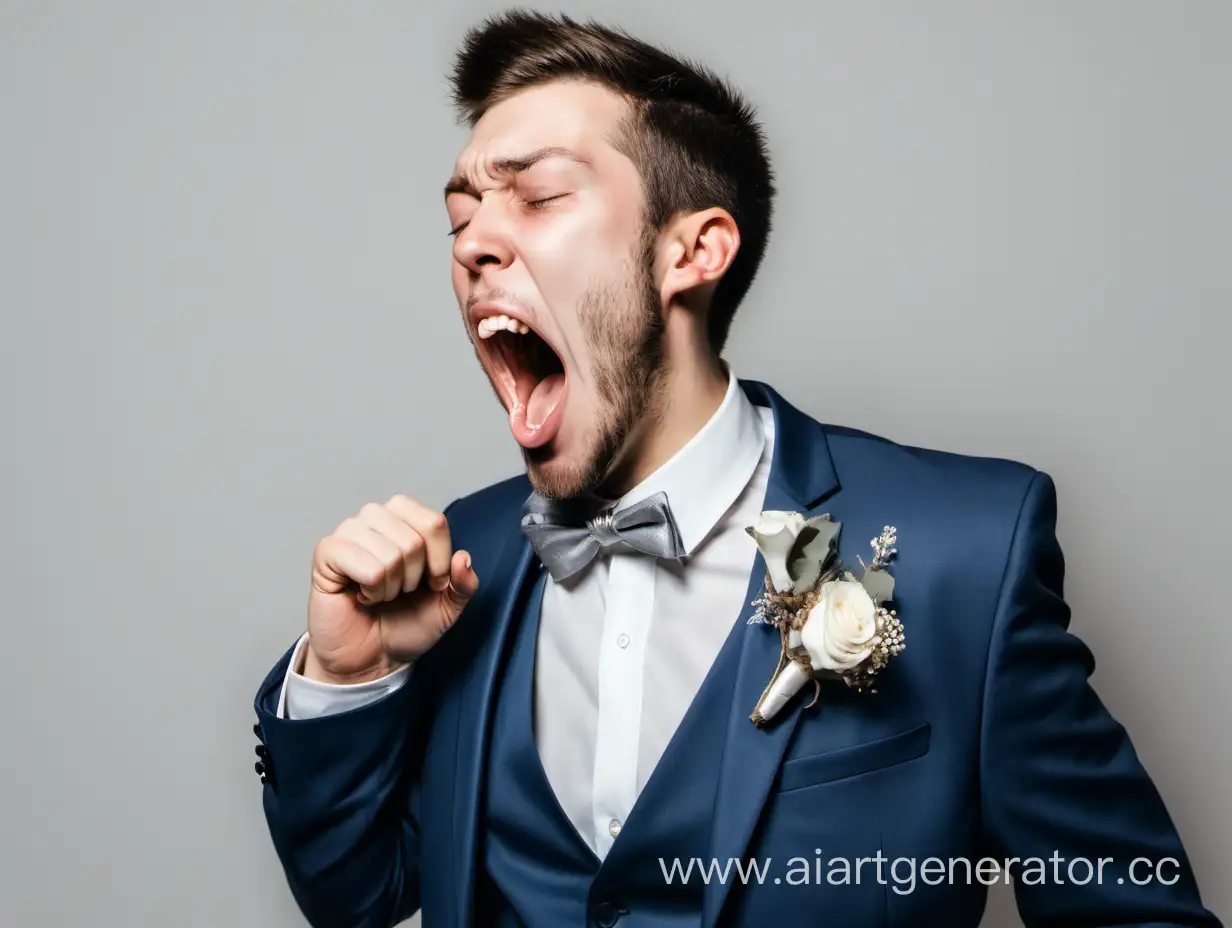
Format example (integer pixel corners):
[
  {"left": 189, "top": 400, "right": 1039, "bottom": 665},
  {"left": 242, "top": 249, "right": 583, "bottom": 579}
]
[
  {"left": 520, "top": 222, "right": 669, "bottom": 499},
  {"left": 567, "top": 234, "right": 669, "bottom": 492}
]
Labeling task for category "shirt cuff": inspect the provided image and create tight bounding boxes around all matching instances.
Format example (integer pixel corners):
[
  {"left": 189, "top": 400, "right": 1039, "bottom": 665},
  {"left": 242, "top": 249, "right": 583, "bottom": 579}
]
[{"left": 276, "top": 631, "right": 413, "bottom": 720}]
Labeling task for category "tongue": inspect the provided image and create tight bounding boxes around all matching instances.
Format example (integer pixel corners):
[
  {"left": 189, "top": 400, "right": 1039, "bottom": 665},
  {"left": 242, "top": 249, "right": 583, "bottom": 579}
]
[{"left": 526, "top": 373, "right": 566, "bottom": 428}]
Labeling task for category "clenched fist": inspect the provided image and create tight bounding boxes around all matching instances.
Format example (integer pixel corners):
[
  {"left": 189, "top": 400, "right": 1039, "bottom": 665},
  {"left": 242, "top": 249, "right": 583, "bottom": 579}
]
[{"left": 302, "top": 495, "right": 479, "bottom": 684}]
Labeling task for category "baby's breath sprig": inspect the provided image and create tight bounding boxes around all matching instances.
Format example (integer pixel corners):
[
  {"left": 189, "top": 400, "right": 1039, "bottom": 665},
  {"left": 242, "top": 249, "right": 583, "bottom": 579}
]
[
  {"left": 857, "top": 525, "right": 898, "bottom": 577},
  {"left": 871, "top": 525, "right": 897, "bottom": 569}
]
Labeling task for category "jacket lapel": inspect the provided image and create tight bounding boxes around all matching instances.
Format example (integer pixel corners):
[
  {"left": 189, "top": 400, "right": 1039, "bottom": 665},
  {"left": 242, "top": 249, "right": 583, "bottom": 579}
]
[
  {"left": 701, "top": 381, "right": 841, "bottom": 928},
  {"left": 453, "top": 523, "right": 536, "bottom": 928}
]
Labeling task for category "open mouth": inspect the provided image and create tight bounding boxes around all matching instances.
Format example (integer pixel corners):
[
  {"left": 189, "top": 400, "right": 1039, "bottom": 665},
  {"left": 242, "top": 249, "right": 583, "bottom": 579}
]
[{"left": 475, "top": 312, "right": 568, "bottom": 448}]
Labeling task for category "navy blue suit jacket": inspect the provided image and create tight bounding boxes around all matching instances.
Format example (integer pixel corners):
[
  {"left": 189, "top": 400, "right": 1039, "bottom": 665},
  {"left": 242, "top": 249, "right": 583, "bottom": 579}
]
[{"left": 253, "top": 379, "right": 1219, "bottom": 927}]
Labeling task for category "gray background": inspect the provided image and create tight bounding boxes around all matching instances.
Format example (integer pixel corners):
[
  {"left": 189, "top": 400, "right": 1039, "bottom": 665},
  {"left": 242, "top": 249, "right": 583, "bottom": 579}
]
[{"left": 2, "top": 1, "right": 1227, "bottom": 925}]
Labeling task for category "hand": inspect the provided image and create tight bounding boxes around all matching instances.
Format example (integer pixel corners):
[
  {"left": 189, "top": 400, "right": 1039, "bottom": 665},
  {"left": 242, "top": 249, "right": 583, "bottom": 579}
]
[{"left": 302, "top": 495, "right": 479, "bottom": 683}]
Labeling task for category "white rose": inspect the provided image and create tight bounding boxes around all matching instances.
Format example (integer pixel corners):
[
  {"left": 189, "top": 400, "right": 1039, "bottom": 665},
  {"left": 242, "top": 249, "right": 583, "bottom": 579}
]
[
  {"left": 747, "top": 510, "right": 840, "bottom": 595},
  {"left": 801, "top": 580, "right": 878, "bottom": 672}
]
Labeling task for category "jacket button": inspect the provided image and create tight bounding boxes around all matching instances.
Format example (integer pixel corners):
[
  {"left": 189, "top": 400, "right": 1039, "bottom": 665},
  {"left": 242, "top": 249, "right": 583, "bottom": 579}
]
[
  {"left": 254, "top": 761, "right": 266, "bottom": 776},
  {"left": 255, "top": 745, "right": 267, "bottom": 759},
  {"left": 592, "top": 901, "right": 621, "bottom": 927}
]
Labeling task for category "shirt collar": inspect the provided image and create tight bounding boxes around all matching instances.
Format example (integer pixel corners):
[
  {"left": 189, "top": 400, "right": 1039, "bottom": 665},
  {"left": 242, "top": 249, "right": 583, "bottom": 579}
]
[{"left": 610, "top": 366, "right": 766, "bottom": 556}]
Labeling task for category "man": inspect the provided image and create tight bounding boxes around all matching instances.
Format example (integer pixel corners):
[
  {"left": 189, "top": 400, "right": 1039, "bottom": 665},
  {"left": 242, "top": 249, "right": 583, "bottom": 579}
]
[{"left": 252, "top": 11, "right": 1220, "bottom": 928}]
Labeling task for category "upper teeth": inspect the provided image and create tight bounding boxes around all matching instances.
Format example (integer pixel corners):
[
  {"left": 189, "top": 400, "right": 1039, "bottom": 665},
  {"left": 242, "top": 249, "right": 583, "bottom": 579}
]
[{"left": 478, "top": 314, "right": 530, "bottom": 338}]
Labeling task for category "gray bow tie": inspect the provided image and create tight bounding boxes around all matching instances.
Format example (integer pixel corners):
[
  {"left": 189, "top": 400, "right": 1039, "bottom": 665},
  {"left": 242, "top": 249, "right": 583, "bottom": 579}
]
[{"left": 520, "top": 489, "right": 686, "bottom": 582}]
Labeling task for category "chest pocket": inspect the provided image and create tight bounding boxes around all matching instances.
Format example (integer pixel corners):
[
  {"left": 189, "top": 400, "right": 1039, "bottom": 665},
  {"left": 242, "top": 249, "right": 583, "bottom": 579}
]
[{"left": 775, "top": 721, "right": 931, "bottom": 793}]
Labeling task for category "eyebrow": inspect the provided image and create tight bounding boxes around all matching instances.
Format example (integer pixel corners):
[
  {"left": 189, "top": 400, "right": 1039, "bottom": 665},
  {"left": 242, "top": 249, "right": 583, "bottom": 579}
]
[{"left": 443, "top": 146, "right": 589, "bottom": 199}]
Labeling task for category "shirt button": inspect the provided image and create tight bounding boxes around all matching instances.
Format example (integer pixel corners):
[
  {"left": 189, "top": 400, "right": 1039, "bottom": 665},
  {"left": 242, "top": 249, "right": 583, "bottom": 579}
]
[
  {"left": 608, "top": 818, "right": 622, "bottom": 837},
  {"left": 616, "top": 633, "right": 630, "bottom": 648}
]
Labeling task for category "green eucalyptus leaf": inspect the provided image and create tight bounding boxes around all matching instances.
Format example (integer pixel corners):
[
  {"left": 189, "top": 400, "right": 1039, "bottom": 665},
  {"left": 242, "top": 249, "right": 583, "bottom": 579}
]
[
  {"left": 861, "top": 567, "right": 895, "bottom": 604},
  {"left": 804, "top": 514, "right": 841, "bottom": 552}
]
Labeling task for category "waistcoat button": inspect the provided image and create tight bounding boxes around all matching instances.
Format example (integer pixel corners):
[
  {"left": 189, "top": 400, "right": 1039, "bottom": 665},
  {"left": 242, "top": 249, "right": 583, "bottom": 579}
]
[{"left": 592, "top": 901, "right": 621, "bottom": 927}]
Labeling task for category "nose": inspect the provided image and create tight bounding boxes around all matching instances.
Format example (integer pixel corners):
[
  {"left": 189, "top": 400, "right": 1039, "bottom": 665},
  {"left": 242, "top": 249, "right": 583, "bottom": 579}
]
[{"left": 453, "top": 200, "right": 515, "bottom": 274}]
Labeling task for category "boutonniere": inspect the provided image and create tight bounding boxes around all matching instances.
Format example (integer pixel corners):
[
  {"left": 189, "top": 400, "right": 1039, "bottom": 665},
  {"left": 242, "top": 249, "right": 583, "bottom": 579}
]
[{"left": 744, "top": 512, "right": 904, "bottom": 727}]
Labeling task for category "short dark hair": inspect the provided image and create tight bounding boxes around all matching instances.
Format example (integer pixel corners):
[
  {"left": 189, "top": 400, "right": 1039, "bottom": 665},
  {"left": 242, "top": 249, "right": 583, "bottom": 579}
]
[{"left": 448, "top": 9, "right": 776, "bottom": 355}]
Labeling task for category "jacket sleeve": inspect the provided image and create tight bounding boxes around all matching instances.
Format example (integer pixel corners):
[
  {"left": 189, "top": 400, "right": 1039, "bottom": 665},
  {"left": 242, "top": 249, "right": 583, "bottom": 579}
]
[
  {"left": 978, "top": 470, "right": 1221, "bottom": 927},
  {"left": 253, "top": 640, "right": 431, "bottom": 928}
]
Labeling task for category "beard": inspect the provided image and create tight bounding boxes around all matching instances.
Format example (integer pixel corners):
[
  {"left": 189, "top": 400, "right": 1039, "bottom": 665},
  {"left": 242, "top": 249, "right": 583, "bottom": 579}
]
[{"left": 523, "top": 226, "right": 669, "bottom": 500}]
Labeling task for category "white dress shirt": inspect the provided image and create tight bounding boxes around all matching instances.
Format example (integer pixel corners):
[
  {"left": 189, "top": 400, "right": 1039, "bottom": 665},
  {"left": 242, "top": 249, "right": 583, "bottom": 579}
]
[{"left": 277, "top": 370, "right": 775, "bottom": 860}]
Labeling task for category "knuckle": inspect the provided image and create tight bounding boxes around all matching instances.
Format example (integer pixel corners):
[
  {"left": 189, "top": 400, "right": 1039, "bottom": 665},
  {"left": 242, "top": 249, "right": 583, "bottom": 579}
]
[
  {"left": 316, "top": 534, "right": 346, "bottom": 560},
  {"left": 359, "top": 502, "right": 383, "bottom": 520}
]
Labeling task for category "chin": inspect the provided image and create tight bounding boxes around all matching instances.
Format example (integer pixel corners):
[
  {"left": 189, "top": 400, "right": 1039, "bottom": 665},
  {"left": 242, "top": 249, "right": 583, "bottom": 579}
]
[
  {"left": 521, "top": 420, "right": 608, "bottom": 500},
  {"left": 523, "top": 441, "right": 583, "bottom": 499}
]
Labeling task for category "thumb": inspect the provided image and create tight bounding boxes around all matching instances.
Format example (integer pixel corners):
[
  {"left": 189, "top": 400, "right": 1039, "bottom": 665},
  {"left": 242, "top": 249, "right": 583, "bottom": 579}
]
[{"left": 440, "top": 549, "right": 479, "bottom": 618}]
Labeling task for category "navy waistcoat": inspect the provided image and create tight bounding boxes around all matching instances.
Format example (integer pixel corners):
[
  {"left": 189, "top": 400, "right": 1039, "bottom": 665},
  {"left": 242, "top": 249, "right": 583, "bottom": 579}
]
[{"left": 479, "top": 566, "right": 750, "bottom": 928}]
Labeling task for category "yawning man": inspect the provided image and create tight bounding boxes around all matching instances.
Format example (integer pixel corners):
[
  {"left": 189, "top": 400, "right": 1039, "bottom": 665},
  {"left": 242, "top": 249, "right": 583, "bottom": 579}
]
[{"left": 251, "top": 11, "right": 1220, "bottom": 928}]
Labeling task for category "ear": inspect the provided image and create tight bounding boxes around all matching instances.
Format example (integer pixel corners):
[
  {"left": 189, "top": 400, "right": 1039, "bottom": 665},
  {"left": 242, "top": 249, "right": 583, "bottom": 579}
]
[{"left": 658, "top": 208, "right": 741, "bottom": 312}]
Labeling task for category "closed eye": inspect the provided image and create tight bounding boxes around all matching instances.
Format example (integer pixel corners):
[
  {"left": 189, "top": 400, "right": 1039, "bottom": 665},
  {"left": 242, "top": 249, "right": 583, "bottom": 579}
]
[
  {"left": 526, "top": 193, "right": 568, "bottom": 210},
  {"left": 447, "top": 194, "right": 570, "bottom": 237}
]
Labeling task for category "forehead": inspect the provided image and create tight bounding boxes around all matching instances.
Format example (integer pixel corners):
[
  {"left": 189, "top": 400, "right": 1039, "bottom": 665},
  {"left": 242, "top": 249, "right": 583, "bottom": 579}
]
[{"left": 452, "top": 80, "right": 631, "bottom": 177}]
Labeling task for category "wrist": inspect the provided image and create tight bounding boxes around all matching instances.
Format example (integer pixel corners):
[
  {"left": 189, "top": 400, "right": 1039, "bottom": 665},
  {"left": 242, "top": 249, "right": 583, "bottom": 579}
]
[{"left": 301, "top": 642, "right": 407, "bottom": 685}]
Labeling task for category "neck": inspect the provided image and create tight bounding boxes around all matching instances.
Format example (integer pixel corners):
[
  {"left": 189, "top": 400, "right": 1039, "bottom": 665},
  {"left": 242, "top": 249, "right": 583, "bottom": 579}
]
[{"left": 596, "top": 349, "right": 729, "bottom": 499}]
